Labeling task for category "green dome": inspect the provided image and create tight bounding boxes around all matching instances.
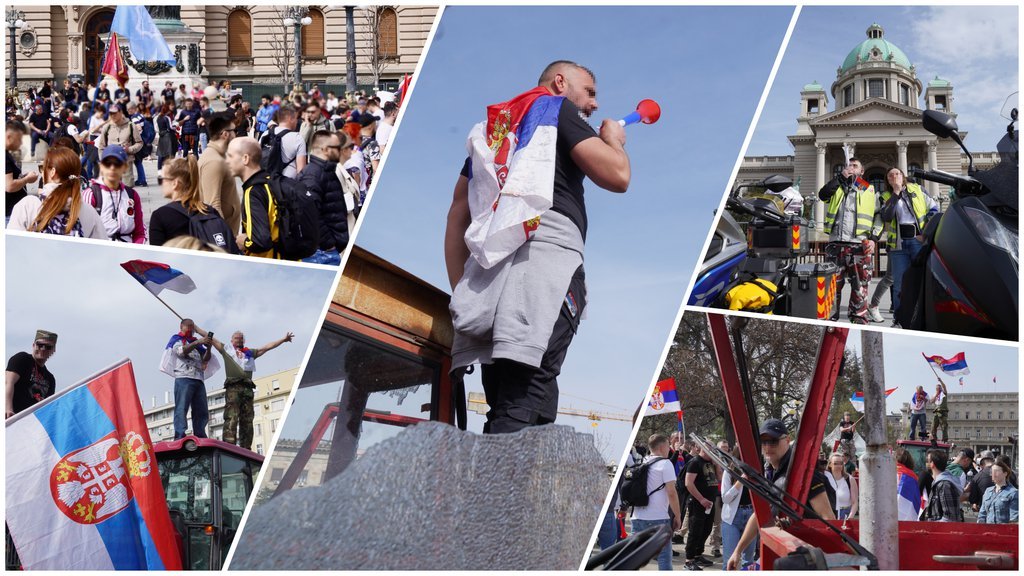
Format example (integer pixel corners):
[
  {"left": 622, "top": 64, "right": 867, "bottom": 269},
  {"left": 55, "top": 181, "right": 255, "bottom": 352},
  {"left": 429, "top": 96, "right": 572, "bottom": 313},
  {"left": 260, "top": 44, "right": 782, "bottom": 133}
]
[
  {"left": 802, "top": 81, "right": 823, "bottom": 92},
  {"left": 840, "top": 24, "right": 913, "bottom": 73},
  {"left": 928, "top": 75, "right": 951, "bottom": 88}
]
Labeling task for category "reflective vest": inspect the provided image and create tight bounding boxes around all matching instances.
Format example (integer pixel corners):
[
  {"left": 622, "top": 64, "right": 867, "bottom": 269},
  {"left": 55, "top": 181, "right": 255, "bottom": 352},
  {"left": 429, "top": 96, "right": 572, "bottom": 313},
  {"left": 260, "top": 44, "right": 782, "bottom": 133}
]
[
  {"left": 879, "top": 182, "right": 931, "bottom": 248},
  {"left": 824, "top": 183, "right": 877, "bottom": 238}
]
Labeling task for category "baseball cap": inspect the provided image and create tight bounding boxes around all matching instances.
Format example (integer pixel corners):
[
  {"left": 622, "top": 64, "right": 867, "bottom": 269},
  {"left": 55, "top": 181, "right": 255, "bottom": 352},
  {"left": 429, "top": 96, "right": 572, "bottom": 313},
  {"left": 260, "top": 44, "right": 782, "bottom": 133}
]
[
  {"left": 980, "top": 450, "right": 996, "bottom": 463},
  {"left": 358, "top": 115, "right": 377, "bottom": 127},
  {"left": 100, "top": 145, "right": 128, "bottom": 164},
  {"left": 959, "top": 448, "right": 975, "bottom": 459},
  {"left": 759, "top": 418, "right": 788, "bottom": 439},
  {"left": 108, "top": 104, "right": 122, "bottom": 113}
]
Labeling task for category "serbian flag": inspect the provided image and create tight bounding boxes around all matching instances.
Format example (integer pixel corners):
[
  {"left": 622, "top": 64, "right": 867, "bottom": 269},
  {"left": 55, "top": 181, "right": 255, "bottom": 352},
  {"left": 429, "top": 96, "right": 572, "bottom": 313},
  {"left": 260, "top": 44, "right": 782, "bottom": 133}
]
[
  {"left": 121, "top": 260, "right": 197, "bottom": 296},
  {"left": 101, "top": 33, "right": 130, "bottom": 89},
  {"left": 464, "top": 86, "right": 564, "bottom": 268},
  {"left": 160, "top": 333, "right": 221, "bottom": 381},
  {"left": 896, "top": 463, "right": 921, "bottom": 522},
  {"left": 849, "top": 387, "right": 897, "bottom": 412},
  {"left": 923, "top": 352, "right": 970, "bottom": 376},
  {"left": 648, "top": 378, "right": 681, "bottom": 415},
  {"left": 5, "top": 360, "right": 182, "bottom": 569}
]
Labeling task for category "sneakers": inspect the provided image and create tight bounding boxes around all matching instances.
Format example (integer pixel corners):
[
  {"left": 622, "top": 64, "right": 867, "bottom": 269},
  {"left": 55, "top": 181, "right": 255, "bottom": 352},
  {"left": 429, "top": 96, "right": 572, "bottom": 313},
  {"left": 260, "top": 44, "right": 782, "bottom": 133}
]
[
  {"left": 867, "top": 306, "right": 884, "bottom": 323},
  {"left": 713, "top": 549, "right": 722, "bottom": 558},
  {"left": 684, "top": 561, "right": 704, "bottom": 571},
  {"left": 695, "top": 556, "right": 714, "bottom": 566}
]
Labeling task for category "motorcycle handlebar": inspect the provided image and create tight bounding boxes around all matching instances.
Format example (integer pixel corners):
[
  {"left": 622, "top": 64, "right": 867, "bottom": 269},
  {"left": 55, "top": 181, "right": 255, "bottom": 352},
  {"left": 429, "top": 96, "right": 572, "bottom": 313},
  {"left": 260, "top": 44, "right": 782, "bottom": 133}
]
[{"left": 910, "top": 167, "right": 962, "bottom": 187}]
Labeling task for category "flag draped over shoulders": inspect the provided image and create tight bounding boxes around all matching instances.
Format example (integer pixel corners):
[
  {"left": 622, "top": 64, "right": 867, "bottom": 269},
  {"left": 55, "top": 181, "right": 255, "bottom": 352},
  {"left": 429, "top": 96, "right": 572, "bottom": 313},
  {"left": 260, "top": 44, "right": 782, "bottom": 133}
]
[
  {"left": 465, "top": 86, "right": 564, "bottom": 268},
  {"left": 159, "top": 333, "right": 221, "bottom": 380}
]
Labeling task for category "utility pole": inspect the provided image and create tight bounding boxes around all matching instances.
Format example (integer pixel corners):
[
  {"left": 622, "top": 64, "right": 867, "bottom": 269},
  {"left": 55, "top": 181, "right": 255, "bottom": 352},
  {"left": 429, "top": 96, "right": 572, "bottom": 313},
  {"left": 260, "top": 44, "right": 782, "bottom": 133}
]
[
  {"left": 859, "top": 331, "right": 898, "bottom": 570},
  {"left": 345, "top": 6, "right": 357, "bottom": 94}
]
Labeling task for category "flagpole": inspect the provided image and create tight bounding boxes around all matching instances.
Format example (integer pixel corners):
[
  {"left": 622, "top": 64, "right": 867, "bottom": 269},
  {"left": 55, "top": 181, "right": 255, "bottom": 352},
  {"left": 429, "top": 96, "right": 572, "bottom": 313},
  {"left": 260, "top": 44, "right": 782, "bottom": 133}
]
[
  {"left": 151, "top": 292, "right": 185, "bottom": 321},
  {"left": 921, "top": 352, "right": 948, "bottom": 387}
]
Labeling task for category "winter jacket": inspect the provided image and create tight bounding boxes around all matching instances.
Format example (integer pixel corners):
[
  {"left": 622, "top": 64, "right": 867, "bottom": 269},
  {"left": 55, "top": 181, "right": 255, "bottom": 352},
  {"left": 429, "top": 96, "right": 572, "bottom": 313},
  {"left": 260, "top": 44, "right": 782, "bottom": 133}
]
[{"left": 298, "top": 155, "right": 349, "bottom": 251}]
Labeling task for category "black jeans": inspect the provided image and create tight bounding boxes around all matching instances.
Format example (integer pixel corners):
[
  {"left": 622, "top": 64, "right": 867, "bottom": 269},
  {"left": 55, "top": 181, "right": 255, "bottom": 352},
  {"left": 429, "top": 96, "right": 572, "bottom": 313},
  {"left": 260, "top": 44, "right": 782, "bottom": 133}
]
[
  {"left": 685, "top": 497, "right": 715, "bottom": 560},
  {"left": 480, "top": 265, "right": 585, "bottom": 434}
]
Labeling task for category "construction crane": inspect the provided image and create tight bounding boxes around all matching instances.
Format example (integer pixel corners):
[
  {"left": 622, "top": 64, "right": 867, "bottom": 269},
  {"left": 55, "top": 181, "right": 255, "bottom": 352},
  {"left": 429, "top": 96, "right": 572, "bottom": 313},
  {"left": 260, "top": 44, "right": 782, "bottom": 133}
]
[{"left": 467, "top": 392, "right": 632, "bottom": 423}]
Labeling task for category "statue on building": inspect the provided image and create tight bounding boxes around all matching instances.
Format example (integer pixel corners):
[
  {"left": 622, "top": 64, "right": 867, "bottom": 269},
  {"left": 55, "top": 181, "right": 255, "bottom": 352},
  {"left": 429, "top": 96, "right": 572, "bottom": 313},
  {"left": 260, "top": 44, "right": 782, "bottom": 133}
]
[{"left": 147, "top": 6, "right": 181, "bottom": 22}]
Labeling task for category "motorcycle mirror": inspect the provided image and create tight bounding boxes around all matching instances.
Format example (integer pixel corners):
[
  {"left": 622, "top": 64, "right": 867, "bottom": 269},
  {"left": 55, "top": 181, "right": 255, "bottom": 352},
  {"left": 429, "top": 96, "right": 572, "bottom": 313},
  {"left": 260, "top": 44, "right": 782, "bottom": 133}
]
[
  {"left": 761, "top": 174, "right": 794, "bottom": 193},
  {"left": 922, "top": 109, "right": 959, "bottom": 138}
]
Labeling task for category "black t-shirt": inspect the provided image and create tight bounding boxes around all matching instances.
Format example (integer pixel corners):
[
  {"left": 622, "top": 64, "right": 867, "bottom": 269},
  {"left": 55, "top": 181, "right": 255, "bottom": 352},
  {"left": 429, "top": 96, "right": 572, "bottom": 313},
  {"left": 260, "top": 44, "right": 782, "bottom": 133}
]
[
  {"left": 968, "top": 466, "right": 994, "bottom": 507},
  {"left": 768, "top": 446, "right": 829, "bottom": 512},
  {"left": 161, "top": 88, "right": 176, "bottom": 103},
  {"left": 6, "top": 352, "right": 56, "bottom": 414},
  {"left": 839, "top": 418, "right": 855, "bottom": 441},
  {"left": 685, "top": 454, "right": 720, "bottom": 501},
  {"left": 199, "top": 108, "right": 213, "bottom": 136},
  {"left": 552, "top": 98, "right": 598, "bottom": 240},
  {"left": 28, "top": 112, "right": 50, "bottom": 132},
  {"left": 96, "top": 88, "right": 111, "bottom": 102},
  {"left": 6, "top": 151, "right": 25, "bottom": 217}
]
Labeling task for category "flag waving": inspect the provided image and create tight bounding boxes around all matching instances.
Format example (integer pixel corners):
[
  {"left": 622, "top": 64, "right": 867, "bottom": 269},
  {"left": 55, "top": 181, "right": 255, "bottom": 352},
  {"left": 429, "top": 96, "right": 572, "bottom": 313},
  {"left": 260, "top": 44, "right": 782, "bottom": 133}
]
[
  {"left": 923, "top": 352, "right": 970, "bottom": 376},
  {"left": 5, "top": 360, "right": 182, "bottom": 569},
  {"left": 648, "top": 378, "right": 681, "bottom": 415},
  {"left": 121, "top": 260, "right": 197, "bottom": 296},
  {"left": 100, "top": 33, "right": 130, "bottom": 88},
  {"left": 110, "top": 6, "right": 175, "bottom": 64},
  {"left": 849, "top": 387, "right": 897, "bottom": 412}
]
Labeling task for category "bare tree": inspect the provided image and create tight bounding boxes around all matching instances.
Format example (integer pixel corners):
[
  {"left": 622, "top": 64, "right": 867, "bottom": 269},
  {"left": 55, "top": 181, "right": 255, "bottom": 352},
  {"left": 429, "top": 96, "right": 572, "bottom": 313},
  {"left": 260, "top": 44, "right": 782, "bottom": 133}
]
[
  {"left": 267, "top": 7, "right": 293, "bottom": 86},
  {"left": 359, "top": 7, "right": 396, "bottom": 89}
]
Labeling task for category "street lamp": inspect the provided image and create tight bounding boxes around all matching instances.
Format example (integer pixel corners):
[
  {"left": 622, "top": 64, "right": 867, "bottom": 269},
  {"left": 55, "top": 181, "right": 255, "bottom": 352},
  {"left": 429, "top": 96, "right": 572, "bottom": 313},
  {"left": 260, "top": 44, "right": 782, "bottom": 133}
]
[
  {"left": 6, "top": 8, "right": 26, "bottom": 91},
  {"left": 283, "top": 7, "right": 312, "bottom": 92}
]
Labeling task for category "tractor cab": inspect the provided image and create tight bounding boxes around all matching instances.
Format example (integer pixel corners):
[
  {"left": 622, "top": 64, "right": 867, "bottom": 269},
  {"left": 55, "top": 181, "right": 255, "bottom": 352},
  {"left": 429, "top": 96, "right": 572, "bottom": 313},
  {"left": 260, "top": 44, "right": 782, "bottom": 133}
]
[
  {"left": 154, "top": 436, "right": 263, "bottom": 570},
  {"left": 896, "top": 439, "right": 954, "bottom": 479},
  {"left": 264, "top": 247, "right": 465, "bottom": 497}
]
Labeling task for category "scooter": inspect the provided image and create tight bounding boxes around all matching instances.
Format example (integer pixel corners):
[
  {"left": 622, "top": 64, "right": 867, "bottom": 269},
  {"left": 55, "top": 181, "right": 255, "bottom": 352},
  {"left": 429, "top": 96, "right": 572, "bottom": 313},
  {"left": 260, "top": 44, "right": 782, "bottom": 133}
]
[{"left": 898, "top": 93, "right": 1018, "bottom": 339}]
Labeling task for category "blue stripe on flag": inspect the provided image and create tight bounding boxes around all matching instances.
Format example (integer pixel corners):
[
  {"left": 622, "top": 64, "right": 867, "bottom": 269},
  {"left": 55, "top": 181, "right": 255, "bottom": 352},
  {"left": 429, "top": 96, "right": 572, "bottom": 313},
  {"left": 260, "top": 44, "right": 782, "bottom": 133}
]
[
  {"left": 94, "top": 499, "right": 164, "bottom": 570},
  {"left": 35, "top": 385, "right": 116, "bottom": 456},
  {"left": 516, "top": 95, "right": 564, "bottom": 151},
  {"left": 661, "top": 389, "right": 679, "bottom": 403},
  {"left": 138, "top": 267, "right": 184, "bottom": 287}
]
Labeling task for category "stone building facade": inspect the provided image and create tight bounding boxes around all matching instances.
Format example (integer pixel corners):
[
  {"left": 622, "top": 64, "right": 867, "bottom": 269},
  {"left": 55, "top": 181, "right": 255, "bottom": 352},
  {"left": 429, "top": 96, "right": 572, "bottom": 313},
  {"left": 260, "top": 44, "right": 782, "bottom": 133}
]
[
  {"left": 739, "top": 24, "right": 999, "bottom": 235},
  {"left": 7, "top": 5, "right": 436, "bottom": 94}
]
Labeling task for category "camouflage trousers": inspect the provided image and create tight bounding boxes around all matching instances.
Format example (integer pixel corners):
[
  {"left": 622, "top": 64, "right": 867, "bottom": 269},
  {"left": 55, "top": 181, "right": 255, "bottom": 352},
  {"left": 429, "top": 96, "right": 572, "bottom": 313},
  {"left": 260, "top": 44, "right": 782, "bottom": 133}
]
[
  {"left": 223, "top": 378, "right": 255, "bottom": 450},
  {"left": 828, "top": 240, "right": 875, "bottom": 324},
  {"left": 932, "top": 409, "right": 949, "bottom": 442}
]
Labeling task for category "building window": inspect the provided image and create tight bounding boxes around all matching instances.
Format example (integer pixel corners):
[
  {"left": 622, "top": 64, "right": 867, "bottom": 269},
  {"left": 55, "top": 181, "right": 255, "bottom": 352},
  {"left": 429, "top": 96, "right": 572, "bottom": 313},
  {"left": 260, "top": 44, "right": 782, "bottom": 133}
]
[
  {"left": 297, "top": 470, "right": 309, "bottom": 487},
  {"left": 271, "top": 418, "right": 279, "bottom": 432},
  {"left": 987, "top": 411, "right": 993, "bottom": 420},
  {"left": 808, "top": 98, "right": 819, "bottom": 114},
  {"left": 935, "top": 95, "right": 947, "bottom": 110},
  {"left": 256, "top": 444, "right": 263, "bottom": 455},
  {"left": 976, "top": 411, "right": 981, "bottom": 420},
  {"left": 270, "top": 468, "right": 284, "bottom": 482},
  {"left": 899, "top": 83, "right": 910, "bottom": 106},
  {"left": 271, "top": 399, "right": 285, "bottom": 412},
  {"left": 867, "top": 79, "right": 885, "bottom": 99},
  {"left": 272, "top": 379, "right": 281, "bottom": 391},
  {"left": 227, "top": 9, "right": 252, "bottom": 59},
  {"left": 255, "top": 423, "right": 262, "bottom": 437},
  {"left": 1011, "top": 411, "right": 1016, "bottom": 420},
  {"left": 376, "top": 7, "right": 398, "bottom": 58},
  {"left": 998, "top": 411, "right": 1003, "bottom": 419},
  {"left": 955, "top": 411, "right": 960, "bottom": 420},
  {"left": 302, "top": 8, "right": 325, "bottom": 58},
  {"left": 843, "top": 85, "right": 854, "bottom": 107}
]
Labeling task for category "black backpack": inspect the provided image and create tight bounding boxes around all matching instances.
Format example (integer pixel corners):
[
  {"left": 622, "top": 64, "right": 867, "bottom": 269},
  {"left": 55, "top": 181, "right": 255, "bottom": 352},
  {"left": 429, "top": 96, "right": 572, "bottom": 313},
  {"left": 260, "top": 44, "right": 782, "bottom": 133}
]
[
  {"left": 259, "top": 127, "right": 294, "bottom": 178},
  {"left": 169, "top": 203, "right": 240, "bottom": 254},
  {"left": 267, "top": 175, "right": 319, "bottom": 260},
  {"left": 619, "top": 457, "right": 667, "bottom": 508}
]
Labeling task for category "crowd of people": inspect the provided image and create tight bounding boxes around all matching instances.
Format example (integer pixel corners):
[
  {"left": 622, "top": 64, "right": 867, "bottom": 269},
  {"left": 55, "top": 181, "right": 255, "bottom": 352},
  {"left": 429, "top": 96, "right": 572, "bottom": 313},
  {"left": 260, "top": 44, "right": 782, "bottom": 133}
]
[
  {"left": 6, "top": 78, "right": 401, "bottom": 262},
  {"left": 599, "top": 419, "right": 1018, "bottom": 571}
]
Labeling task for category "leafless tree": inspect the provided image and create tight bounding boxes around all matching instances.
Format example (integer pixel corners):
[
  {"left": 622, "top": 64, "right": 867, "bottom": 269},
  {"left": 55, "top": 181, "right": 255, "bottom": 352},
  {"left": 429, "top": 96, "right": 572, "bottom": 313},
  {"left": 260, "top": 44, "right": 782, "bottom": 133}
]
[
  {"left": 359, "top": 7, "right": 396, "bottom": 89},
  {"left": 267, "top": 7, "right": 293, "bottom": 86}
]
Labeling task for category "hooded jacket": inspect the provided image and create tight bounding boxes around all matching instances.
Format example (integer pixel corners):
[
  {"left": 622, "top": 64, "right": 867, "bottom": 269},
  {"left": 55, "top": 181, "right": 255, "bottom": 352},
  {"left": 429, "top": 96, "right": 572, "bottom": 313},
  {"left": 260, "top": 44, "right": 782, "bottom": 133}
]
[{"left": 298, "top": 155, "right": 349, "bottom": 252}]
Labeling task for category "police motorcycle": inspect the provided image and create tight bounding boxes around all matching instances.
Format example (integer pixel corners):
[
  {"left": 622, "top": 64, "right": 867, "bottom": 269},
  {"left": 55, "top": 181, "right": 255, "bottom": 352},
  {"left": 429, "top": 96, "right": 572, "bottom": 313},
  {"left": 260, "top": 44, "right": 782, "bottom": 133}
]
[
  {"left": 898, "top": 93, "right": 1018, "bottom": 339},
  {"left": 691, "top": 175, "right": 836, "bottom": 319}
]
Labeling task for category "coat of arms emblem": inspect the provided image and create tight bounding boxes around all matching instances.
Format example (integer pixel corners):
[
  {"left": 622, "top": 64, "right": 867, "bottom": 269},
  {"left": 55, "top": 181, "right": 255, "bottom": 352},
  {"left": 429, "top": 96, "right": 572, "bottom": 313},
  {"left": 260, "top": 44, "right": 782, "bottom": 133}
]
[
  {"left": 49, "top": 432, "right": 136, "bottom": 524},
  {"left": 650, "top": 390, "right": 666, "bottom": 411}
]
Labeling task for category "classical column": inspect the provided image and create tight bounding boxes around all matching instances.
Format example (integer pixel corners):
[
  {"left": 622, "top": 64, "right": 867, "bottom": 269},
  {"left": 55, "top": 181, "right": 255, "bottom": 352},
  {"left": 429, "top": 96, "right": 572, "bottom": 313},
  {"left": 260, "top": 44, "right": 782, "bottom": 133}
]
[
  {"left": 896, "top": 140, "right": 908, "bottom": 174},
  {"left": 815, "top": 142, "right": 827, "bottom": 229},
  {"left": 926, "top": 140, "right": 939, "bottom": 197}
]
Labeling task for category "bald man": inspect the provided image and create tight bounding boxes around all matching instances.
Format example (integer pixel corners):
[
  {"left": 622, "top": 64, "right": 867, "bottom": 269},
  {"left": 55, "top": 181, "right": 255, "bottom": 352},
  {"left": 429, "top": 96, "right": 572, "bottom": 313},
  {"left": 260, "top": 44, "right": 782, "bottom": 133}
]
[
  {"left": 226, "top": 137, "right": 282, "bottom": 259},
  {"left": 444, "top": 60, "right": 631, "bottom": 434}
]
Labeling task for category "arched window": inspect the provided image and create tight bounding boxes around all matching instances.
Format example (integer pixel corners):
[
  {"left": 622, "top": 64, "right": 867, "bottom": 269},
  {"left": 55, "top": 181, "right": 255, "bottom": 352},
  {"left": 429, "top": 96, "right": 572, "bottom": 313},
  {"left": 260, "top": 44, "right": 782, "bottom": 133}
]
[
  {"left": 227, "top": 9, "right": 252, "bottom": 59},
  {"left": 377, "top": 7, "right": 398, "bottom": 58},
  {"left": 302, "top": 9, "right": 325, "bottom": 58}
]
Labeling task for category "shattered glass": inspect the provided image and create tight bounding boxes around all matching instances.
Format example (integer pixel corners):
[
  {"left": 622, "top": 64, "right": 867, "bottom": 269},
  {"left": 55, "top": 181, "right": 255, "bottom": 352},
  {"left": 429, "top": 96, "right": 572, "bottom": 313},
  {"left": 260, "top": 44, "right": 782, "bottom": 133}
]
[{"left": 231, "top": 422, "right": 609, "bottom": 570}]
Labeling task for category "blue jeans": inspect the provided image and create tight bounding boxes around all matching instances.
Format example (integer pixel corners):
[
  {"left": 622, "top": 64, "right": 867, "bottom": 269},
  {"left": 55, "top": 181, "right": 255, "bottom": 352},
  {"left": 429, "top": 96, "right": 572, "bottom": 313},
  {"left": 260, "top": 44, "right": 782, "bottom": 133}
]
[
  {"left": 838, "top": 507, "right": 851, "bottom": 519},
  {"left": 722, "top": 506, "right": 757, "bottom": 570},
  {"left": 133, "top": 152, "right": 148, "bottom": 185},
  {"left": 301, "top": 248, "right": 342, "bottom": 266},
  {"left": 199, "top": 132, "right": 208, "bottom": 153},
  {"left": 174, "top": 377, "right": 209, "bottom": 439},
  {"left": 909, "top": 412, "right": 927, "bottom": 439},
  {"left": 597, "top": 509, "right": 619, "bottom": 550},
  {"left": 889, "top": 237, "right": 923, "bottom": 316},
  {"left": 631, "top": 518, "right": 673, "bottom": 570}
]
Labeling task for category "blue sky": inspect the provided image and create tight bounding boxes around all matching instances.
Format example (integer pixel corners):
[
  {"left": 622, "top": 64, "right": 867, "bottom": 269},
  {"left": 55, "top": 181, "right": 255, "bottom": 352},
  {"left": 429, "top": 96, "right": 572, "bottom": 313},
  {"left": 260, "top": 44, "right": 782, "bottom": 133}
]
[
  {"left": 346, "top": 5, "right": 794, "bottom": 461},
  {"left": 748, "top": 6, "right": 1019, "bottom": 156},
  {"left": 5, "top": 236, "right": 336, "bottom": 406}
]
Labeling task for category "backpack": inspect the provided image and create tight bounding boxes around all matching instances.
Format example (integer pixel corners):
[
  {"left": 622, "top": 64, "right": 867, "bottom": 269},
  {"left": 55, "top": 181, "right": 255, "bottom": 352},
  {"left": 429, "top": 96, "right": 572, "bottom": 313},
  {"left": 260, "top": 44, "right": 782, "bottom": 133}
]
[
  {"left": 259, "top": 127, "right": 294, "bottom": 178},
  {"left": 266, "top": 175, "right": 319, "bottom": 260},
  {"left": 169, "top": 203, "right": 240, "bottom": 254},
  {"left": 619, "top": 457, "right": 667, "bottom": 508},
  {"left": 103, "top": 121, "right": 138, "bottom": 150}
]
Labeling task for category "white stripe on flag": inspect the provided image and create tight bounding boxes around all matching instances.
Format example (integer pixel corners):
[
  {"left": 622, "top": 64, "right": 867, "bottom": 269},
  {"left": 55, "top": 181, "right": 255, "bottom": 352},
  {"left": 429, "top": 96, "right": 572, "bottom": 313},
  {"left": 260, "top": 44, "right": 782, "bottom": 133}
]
[
  {"left": 6, "top": 415, "right": 115, "bottom": 570},
  {"left": 143, "top": 273, "right": 196, "bottom": 295}
]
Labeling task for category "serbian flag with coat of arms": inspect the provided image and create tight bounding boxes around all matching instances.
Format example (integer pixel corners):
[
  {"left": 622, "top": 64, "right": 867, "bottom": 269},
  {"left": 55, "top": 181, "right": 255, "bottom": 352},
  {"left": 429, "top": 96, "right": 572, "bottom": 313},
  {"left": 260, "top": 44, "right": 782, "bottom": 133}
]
[
  {"left": 648, "top": 378, "right": 681, "bottom": 415},
  {"left": 121, "top": 259, "right": 197, "bottom": 296},
  {"left": 5, "top": 359, "right": 182, "bottom": 569},
  {"left": 464, "top": 86, "right": 564, "bottom": 268},
  {"left": 923, "top": 352, "right": 970, "bottom": 376}
]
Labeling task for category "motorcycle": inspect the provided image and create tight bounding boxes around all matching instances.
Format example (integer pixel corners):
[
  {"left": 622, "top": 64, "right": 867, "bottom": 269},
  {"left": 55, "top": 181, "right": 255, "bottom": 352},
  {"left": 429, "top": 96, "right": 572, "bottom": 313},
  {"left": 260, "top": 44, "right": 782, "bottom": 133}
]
[
  {"left": 898, "top": 93, "right": 1018, "bottom": 339},
  {"left": 690, "top": 175, "right": 839, "bottom": 319}
]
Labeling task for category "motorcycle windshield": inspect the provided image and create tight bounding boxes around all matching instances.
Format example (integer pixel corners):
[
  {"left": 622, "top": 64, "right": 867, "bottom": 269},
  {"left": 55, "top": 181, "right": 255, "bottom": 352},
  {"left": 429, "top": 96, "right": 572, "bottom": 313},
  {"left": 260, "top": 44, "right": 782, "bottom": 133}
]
[{"left": 1000, "top": 92, "right": 1018, "bottom": 124}]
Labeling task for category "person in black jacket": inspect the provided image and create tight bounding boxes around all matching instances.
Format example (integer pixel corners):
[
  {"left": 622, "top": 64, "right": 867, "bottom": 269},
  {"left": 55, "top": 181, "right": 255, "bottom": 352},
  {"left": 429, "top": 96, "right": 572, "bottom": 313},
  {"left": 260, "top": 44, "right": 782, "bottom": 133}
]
[{"left": 297, "top": 130, "right": 349, "bottom": 265}]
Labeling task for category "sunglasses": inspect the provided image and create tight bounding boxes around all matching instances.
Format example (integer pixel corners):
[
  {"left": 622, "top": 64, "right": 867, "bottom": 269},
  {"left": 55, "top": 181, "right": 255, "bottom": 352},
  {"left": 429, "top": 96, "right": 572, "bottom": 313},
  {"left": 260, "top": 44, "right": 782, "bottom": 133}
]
[
  {"left": 760, "top": 437, "right": 781, "bottom": 446},
  {"left": 34, "top": 341, "right": 55, "bottom": 351},
  {"left": 101, "top": 161, "right": 125, "bottom": 168}
]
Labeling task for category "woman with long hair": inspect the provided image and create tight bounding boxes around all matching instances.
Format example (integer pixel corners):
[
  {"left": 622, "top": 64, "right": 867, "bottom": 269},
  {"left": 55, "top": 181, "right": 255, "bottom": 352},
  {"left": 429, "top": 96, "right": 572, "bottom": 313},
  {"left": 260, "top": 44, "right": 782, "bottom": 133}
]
[
  {"left": 825, "top": 453, "right": 859, "bottom": 519},
  {"left": 8, "top": 147, "right": 104, "bottom": 238},
  {"left": 978, "top": 461, "right": 1019, "bottom": 524},
  {"left": 156, "top": 103, "right": 180, "bottom": 180},
  {"left": 895, "top": 447, "right": 921, "bottom": 521},
  {"left": 149, "top": 155, "right": 238, "bottom": 253}
]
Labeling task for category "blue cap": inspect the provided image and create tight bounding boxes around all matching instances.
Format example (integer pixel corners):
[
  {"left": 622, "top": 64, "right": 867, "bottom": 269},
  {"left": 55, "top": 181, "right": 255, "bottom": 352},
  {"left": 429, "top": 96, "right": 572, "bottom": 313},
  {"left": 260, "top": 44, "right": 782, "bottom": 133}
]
[
  {"left": 100, "top": 145, "right": 128, "bottom": 164},
  {"left": 759, "top": 418, "right": 788, "bottom": 439}
]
